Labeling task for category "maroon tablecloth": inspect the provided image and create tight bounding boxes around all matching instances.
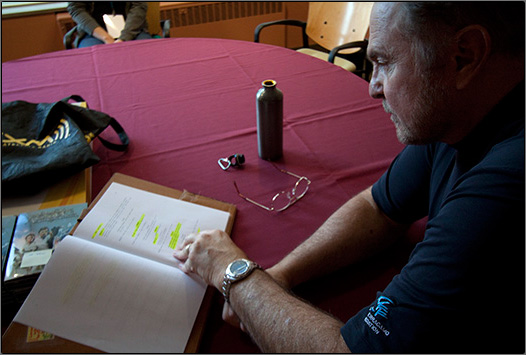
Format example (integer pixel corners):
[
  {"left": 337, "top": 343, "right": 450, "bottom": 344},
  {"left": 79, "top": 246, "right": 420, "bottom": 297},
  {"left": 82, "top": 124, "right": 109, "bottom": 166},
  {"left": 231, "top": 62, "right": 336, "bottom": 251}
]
[{"left": 2, "top": 38, "right": 422, "bottom": 353}]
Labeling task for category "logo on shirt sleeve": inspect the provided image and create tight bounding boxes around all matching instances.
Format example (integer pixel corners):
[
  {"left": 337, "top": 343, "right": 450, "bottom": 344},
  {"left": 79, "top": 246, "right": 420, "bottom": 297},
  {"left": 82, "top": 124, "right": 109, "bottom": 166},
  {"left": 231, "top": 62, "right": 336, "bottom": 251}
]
[{"left": 364, "top": 296, "right": 395, "bottom": 337}]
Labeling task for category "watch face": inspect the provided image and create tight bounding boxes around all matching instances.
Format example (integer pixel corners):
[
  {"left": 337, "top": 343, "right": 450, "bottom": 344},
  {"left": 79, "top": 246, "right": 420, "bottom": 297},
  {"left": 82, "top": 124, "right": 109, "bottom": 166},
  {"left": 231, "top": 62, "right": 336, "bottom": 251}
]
[{"left": 230, "top": 259, "right": 249, "bottom": 276}]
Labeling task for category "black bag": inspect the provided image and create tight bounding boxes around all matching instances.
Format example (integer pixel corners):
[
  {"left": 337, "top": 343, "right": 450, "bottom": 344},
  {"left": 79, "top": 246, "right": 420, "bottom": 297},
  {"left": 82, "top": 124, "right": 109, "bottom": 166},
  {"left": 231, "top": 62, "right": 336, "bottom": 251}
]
[{"left": 2, "top": 95, "right": 129, "bottom": 193}]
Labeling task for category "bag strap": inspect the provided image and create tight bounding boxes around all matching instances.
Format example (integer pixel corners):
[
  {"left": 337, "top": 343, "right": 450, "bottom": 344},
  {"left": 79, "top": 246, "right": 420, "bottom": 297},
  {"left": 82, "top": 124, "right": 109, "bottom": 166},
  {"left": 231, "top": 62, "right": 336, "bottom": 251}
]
[
  {"left": 63, "top": 95, "right": 86, "bottom": 104},
  {"left": 61, "top": 95, "right": 129, "bottom": 151},
  {"left": 97, "top": 118, "right": 129, "bottom": 151}
]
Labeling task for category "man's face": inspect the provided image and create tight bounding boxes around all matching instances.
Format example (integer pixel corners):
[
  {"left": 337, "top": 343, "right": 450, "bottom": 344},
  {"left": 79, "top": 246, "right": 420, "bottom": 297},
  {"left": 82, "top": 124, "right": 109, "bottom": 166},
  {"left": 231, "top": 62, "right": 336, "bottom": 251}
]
[{"left": 367, "top": 3, "right": 455, "bottom": 145}]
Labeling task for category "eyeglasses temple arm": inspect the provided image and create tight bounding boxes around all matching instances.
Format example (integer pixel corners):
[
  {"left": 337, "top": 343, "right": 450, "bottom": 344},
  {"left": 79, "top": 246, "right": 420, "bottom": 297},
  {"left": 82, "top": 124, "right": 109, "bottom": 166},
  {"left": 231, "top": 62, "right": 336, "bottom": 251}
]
[
  {"left": 270, "top": 163, "right": 310, "bottom": 181},
  {"left": 233, "top": 181, "right": 274, "bottom": 211}
]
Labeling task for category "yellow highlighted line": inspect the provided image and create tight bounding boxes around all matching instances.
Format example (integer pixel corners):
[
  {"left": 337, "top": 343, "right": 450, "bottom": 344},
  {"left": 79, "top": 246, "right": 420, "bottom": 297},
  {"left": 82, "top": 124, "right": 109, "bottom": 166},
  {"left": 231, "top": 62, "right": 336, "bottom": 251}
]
[
  {"left": 153, "top": 226, "right": 160, "bottom": 245},
  {"left": 92, "top": 223, "right": 103, "bottom": 239},
  {"left": 132, "top": 214, "right": 145, "bottom": 238},
  {"left": 168, "top": 223, "right": 182, "bottom": 249}
]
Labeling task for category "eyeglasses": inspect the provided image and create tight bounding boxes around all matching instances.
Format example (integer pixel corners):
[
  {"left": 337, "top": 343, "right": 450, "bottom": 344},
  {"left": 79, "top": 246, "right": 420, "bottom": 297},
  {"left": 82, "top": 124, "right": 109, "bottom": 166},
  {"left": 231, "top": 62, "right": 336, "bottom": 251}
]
[{"left": 233, "top": 165, "right": 311, "bottom": 212}]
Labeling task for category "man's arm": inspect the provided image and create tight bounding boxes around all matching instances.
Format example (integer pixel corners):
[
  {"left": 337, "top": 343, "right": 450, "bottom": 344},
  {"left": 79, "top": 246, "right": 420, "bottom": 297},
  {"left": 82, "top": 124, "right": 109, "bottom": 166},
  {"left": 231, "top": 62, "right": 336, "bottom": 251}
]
[
  {"left": 269, "top": 186, "right": 406, "bottom": 289},
  {"left": 223, "top": 186, "right": 407, "bottom": 330},
  {"left": 174, "top": 229, "right": 351, "bottom": 352},
  {"left": 229, "top": 269, "right": 351, "bottom": 353},
  {"left": 174, "top": 186, "right": 405, "bottom": 352}
]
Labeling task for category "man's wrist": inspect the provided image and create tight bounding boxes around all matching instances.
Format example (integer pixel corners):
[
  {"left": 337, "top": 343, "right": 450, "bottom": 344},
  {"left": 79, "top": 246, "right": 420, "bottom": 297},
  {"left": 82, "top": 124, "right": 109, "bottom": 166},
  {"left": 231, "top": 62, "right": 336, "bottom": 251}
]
[
  {"left": 221, "top": 259, "right": 261, "bottom": 303},
  {"left": 229, "top": 267, "right": 264, "bottom": 298}
]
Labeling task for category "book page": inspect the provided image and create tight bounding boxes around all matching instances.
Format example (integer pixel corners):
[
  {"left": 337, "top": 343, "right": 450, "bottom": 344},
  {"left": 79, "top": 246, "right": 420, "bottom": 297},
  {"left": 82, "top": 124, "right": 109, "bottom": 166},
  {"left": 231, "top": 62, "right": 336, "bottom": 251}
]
[
  {"left": 73, "top": 182, "right": 230, "bottom": 266},
  {"left": 14, "top": 236, "right": 206, "bottom": 353}
]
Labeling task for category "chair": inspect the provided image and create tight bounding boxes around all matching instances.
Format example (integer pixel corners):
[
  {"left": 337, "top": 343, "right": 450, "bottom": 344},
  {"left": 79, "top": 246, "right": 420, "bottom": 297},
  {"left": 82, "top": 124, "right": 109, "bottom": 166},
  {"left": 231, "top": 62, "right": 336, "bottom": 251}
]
[
  {"left": 64, "top": 2, "right": 170, "bottom": 49},
  {"left": 254, "top": 2, "right": 374, "bottom": 79},
  {"left": 145, "top": 2, "right": 171, "bottom": 39}
]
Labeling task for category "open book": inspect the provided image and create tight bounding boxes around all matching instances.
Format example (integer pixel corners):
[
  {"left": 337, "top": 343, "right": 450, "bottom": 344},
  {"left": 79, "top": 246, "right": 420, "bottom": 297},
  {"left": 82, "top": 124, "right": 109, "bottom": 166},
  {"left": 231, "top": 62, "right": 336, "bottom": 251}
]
[{"left": 4, "top": 174, "right": 236, "bottom": 353}]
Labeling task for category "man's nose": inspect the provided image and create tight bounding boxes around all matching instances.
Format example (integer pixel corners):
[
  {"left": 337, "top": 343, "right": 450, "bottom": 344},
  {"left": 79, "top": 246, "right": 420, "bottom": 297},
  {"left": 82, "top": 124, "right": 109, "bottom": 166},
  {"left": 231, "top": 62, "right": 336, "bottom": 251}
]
[{"left": 369, "top": 70, "right": 384, "bottom": 99}]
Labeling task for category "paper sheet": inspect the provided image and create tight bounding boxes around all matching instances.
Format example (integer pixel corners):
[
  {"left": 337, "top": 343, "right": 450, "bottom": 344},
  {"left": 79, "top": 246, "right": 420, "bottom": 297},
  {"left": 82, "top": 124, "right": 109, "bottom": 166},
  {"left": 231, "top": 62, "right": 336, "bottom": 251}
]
[
  {"left": 20, "top": 249, "right": 53, "bottom": 268},
  {"left": 15, "top": 237, "right": 205, "bottom": 353},
  {"left": 103, "top": 14, "right": 125, "bottom": 39},
  {"left": 73, "top": 182, "right": 231, "bottom": 267}
]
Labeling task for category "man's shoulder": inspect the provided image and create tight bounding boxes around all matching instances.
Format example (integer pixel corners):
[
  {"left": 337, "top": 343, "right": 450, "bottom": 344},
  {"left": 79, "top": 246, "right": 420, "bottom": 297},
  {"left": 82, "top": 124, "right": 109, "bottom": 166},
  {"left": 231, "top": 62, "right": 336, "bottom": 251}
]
[
  {"left": 455, "top": 128, "right": 524, "bottom": 205},
  {"left": 482, "top": 127, "right": 524, "bottom": 173}
]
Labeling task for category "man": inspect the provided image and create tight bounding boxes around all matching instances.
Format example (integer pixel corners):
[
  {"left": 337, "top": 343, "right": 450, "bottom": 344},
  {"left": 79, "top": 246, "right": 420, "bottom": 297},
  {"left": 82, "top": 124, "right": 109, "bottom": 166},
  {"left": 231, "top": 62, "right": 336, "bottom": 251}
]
[
  {"left": 174, "top": 2, "right": 524, "bottom": 352},
  {"left": 37, "top": 227, "right": 53, "bottom": 249}
]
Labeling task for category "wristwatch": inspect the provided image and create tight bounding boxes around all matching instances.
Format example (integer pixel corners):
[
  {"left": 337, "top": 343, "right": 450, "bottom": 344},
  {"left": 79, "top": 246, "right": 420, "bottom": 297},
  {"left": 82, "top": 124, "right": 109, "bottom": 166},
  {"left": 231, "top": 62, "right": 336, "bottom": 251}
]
[{"left": 221, "top": 258, "right": 261, "bottom": 304}]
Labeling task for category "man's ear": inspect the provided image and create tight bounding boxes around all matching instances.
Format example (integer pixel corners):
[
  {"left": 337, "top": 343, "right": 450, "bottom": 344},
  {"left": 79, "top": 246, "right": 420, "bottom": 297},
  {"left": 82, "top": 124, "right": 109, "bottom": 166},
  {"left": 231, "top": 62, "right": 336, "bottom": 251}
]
[{"left": 453, "top": 25, "right": 491, "bottom": 90}]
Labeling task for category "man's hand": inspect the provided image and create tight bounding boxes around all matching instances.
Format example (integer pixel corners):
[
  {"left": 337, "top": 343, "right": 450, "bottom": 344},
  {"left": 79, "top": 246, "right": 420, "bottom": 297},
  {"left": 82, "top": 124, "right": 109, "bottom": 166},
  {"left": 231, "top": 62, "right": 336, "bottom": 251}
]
[{"left": 173, "top": 230, "right": 246, "bottom": 290}]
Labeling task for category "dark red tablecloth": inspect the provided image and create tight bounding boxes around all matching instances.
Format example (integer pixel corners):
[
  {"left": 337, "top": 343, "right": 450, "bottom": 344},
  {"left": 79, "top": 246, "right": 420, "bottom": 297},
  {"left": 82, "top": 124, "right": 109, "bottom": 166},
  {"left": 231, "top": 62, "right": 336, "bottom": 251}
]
[{"left": 2, "top": 38, "right": 422, "bottom": 353}]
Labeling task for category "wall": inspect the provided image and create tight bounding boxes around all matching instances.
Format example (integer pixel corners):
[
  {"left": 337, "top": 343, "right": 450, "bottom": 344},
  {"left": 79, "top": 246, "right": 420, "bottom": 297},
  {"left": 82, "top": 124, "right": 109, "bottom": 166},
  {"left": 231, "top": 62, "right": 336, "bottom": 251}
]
[
  {"left": 2, "top": 13, "right": 65, "bottom": 62},
  {"left": 1, "top": 2, "right": 309, "bottom": 63},
  {"left": 283, "top": 0, "right": 310, "bottom": 48}
]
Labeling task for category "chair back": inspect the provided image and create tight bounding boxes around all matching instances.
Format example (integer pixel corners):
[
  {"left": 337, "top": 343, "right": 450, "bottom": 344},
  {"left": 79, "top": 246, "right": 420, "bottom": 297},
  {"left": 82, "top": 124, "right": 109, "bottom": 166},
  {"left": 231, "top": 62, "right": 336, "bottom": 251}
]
[
  {"left": 306, "top": 2, "right": 374, "bottom": 54},
  {"left": 147, "top": 2, "right": 162, "bottom": 36}
]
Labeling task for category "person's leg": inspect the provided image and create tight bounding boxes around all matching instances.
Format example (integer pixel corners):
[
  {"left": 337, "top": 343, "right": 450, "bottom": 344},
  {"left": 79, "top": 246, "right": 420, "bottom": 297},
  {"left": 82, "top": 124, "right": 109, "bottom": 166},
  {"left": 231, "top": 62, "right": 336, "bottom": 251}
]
[
  {"left": 135, "top": 31, "right": 153, "bottom": 40},
  {"left": 78, "top": 35, "right": 105, "bottom": 48}
]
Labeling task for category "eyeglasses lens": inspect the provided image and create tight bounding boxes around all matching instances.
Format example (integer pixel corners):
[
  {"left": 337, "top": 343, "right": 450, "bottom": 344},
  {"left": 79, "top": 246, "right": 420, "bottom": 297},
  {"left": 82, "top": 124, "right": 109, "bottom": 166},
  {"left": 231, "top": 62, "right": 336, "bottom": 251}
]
[
  {"left": 271, "top": 177, "right": 310, "bottom": 211},
  {"left": 294, "top": 177, "right": 310, "bottom": 198},
  {"left": 272, "top": 191, "right": 292, "bottom": 211}
]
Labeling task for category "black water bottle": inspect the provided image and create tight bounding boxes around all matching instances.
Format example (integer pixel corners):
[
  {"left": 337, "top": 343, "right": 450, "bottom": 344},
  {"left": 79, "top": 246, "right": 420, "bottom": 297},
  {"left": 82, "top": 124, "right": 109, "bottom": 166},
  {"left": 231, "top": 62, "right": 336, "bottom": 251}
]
[{"left": 256, "top": 79, "right": 283, "bottom": 161}]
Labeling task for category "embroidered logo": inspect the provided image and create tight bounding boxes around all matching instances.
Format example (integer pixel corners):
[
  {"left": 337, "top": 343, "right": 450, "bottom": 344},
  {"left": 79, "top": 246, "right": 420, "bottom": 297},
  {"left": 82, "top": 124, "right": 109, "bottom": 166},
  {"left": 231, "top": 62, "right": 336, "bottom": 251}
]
[
  {"left": 364, "top": 296, "right": 395, "bottom": 337},
  {"left": 370, "top": 296, "right": 394, "bottom": 319}
]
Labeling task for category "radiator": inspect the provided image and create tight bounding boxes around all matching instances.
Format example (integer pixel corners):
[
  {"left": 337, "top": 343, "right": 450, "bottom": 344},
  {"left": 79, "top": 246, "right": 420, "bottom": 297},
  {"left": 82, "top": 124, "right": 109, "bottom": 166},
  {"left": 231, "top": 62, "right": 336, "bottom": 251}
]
[{"left": 160, "top": 1, "right": 286, "bottom": 46}]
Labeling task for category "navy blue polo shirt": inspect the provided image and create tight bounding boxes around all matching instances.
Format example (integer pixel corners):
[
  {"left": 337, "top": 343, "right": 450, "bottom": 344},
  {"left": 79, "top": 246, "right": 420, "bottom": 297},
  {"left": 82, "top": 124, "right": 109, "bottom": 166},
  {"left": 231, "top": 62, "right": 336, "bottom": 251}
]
[{"left": 341, "top": 82, "right": 525, "bottom": 353}]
